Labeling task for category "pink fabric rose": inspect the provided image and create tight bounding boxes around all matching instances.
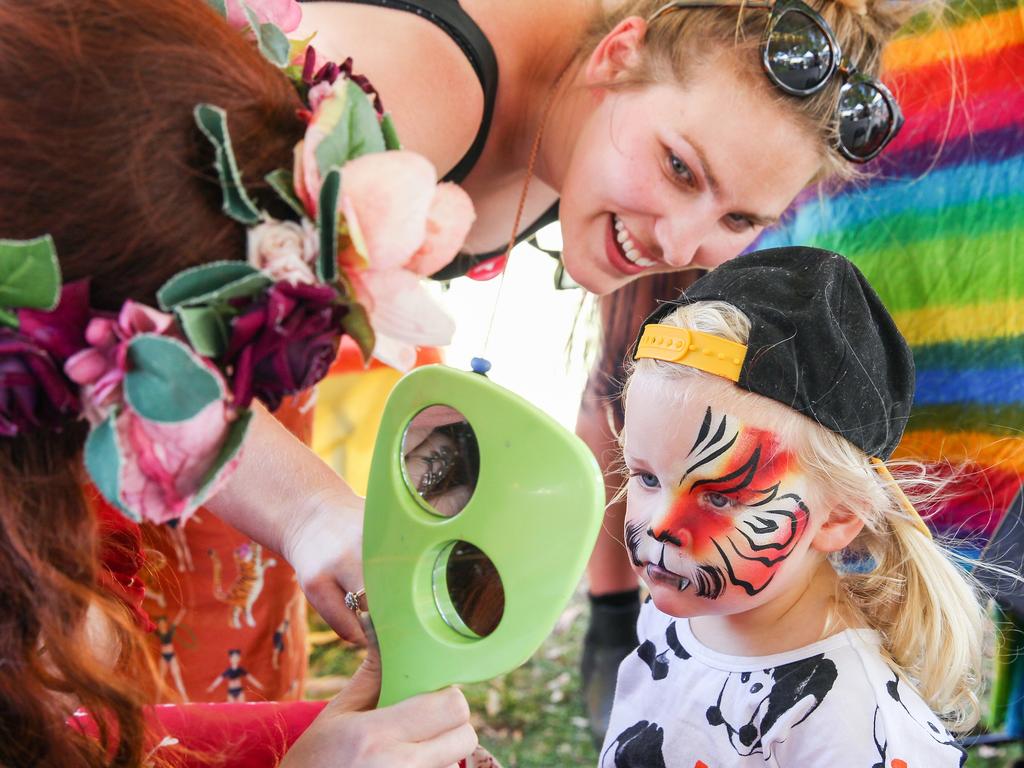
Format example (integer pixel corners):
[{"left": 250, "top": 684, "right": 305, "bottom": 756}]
[
  {"left": 337, "top": 151, "right": 475, "bottom": 370},
  {"left": 292, "top": 79, "right": 346, "bottom": 217},
  {"left": 114, "top": 399, "right": 239, "bottom": 524},
  {"left": 225, "top": 0, "right": 302, "bottom": 33},
  {"left": 247, "top": 218, "right": 318, "bottom": 284},
  {"left": 64, "top": 301, "right": 176, "bottom": 424}
]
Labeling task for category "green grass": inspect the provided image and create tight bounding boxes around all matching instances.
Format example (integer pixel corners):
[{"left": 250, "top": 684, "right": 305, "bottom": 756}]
[{"left": 308, "top": 597, "right": 1022, "bottom": 767}]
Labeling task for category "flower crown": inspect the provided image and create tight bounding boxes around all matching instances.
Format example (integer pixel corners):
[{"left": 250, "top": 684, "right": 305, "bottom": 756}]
[{"left": 0, "top": 0, "right": 474, "bottom": 524}]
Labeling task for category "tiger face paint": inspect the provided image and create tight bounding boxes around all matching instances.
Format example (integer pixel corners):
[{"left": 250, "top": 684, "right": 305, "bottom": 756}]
[{"left": 623, "top": 374, "right": 817, "bottom": 618}]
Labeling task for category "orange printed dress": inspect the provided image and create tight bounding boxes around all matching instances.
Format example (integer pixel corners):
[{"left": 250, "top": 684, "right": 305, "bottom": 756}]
[{"left": 138, "top": 392, "right": 315, "bottom": 703}]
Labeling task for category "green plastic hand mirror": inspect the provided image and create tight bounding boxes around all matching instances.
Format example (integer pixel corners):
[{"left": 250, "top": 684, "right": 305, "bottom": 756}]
[{"left": 363, "top": 365, "right": 604, "bottom": 707}]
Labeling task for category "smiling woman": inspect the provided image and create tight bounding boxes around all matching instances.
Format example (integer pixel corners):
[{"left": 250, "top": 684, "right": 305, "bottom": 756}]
[{"left": 297, "top": 0, "right": 922, "bottom": 292}]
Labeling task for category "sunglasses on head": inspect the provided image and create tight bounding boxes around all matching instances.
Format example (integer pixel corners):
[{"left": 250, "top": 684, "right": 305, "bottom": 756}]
[{"left": 648, "top": 0, "right": 904, "bottom": 163}]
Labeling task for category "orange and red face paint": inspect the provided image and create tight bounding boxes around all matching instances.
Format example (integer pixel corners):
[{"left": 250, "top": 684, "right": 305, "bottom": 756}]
[{"left": 636, "top": 407, "right": 811, "bottom": 599}]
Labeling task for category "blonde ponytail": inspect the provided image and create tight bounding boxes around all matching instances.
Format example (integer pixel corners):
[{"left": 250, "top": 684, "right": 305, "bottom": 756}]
[{"left": 838, "top": 474, "right": 987, "bottom": 730}]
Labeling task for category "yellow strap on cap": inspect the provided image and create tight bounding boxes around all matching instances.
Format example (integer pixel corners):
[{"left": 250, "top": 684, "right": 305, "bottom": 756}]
[
  {"left": 869, "top": 457, "right": 933, "bottom": 539},
  {"left": 635, "top": 323, "right": 747, "bottom": 382}
]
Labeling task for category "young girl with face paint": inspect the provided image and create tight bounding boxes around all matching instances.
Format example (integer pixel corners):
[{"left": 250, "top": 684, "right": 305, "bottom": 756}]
[{"left": 607, "top": 247, "right": 987, "bottom": 766}]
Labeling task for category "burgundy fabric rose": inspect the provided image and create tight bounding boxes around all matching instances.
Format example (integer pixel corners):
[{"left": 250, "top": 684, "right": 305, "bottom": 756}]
[
  {"left": 0, "top": 331, "right": 80, "bottom": 436},
  {"left": 0, "top": 280, "right": 91, "bottom": 436},
  {"left": 226, "top": 281, "right": 347, "bottom": 411}
]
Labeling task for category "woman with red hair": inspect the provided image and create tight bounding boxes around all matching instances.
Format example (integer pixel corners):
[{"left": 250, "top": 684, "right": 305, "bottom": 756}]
[{"left": 0, "top": 0, "right": 477, "bottom": 764}]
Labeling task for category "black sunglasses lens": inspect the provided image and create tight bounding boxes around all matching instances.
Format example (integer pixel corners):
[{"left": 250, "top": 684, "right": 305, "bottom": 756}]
[
  {"left": 838, "top": 81, "right": 895, "bottom": 160},
  {"left": 766, "top": 10, "right": 834, "bottom": 93}
]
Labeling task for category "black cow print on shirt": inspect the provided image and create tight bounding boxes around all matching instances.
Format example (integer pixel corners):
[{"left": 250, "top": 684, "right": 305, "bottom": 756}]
[
  {"left": 706, "top": 654, "right": 838, "bottom": 757},
  {"left": 638, "top": 641, "right": 670, "bottom": 680},
  {"left": 871, "top": 673, "right": 967, "bottom": 767},
  {"left": 600, "top": 720, "right": 668, "bottom": 768},
  {"left": 666, "top": 622, "right": 691, "bottom": 660},
  {"left": 638, "top": 621, "right": 692, "bottom": 680}
]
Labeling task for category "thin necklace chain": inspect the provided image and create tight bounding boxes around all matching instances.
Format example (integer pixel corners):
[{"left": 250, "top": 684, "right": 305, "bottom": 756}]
[{"left": 481, "top": 64, "right": 571, "bottom": 355}]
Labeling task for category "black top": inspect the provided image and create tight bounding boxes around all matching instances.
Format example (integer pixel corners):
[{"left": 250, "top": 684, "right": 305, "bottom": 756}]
[{"left": 301, "top": 0, "right": 560, "bottom": 278}]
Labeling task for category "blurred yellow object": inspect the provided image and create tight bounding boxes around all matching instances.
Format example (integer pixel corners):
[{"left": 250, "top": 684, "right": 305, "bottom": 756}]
[{"left": 312, "top": 339, "right": 443, "bottom": 495}]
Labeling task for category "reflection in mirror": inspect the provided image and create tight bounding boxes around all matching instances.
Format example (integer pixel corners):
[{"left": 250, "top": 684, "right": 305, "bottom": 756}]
[
  {"left": 433, "top": 540, "right": 505, "bottom": 638},
  {"left": 401, "top": 405, "right": 480, "bottom": 517}
]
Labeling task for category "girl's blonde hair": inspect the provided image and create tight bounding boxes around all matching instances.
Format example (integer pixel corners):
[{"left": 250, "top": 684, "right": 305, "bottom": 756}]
[
  {"left": 627, "top": 300, "right": 989, "bottom": 731},
  {"left": 584, "top": 0, "right": 936, "bottom": 179}
]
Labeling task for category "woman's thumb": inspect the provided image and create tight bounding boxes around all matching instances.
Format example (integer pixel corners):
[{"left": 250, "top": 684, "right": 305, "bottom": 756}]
[{"left": 331, "top": 618, "right": 382, "bottom": 713}]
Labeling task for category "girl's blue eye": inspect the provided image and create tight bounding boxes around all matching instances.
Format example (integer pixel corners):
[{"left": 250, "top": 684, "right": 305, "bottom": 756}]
[
  {"left": 635, "top": 472, "right": 660, "bottom": 489},
  {"left": 703, "top": 491, "right": 733, "bottom": 509}
]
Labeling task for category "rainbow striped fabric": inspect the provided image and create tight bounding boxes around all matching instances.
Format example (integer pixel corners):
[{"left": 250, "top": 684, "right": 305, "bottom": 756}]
[{"left": 758, "top": 0, "right": 1024, "bottom": 543}]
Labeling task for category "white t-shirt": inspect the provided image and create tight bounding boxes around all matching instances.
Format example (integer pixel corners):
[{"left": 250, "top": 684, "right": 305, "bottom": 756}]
[{"left": 600, "top": 600, "right": 966, "bottom": 768}]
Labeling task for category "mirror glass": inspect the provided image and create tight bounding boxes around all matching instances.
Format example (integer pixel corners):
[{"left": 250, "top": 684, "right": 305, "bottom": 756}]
[
  {"left": 401, "top": 405, "right": 480, "bottom": 518},
  {"left": 432, "top": 540, "right": 505, "bottom": 638}
]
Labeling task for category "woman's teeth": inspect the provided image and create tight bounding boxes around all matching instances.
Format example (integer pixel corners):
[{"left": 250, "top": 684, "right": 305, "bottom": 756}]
[{"left": 614, "top": 215, "right": 657, "bottom": 268}]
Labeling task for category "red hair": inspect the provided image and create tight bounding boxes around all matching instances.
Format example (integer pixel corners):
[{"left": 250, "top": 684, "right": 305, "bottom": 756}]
[{"left": 0, "top": 0, "right": 304, "bottom": 764}]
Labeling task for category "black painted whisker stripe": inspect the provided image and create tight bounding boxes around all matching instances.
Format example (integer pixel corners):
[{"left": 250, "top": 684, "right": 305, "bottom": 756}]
[
  {"left": 684, "top": 431, "right": 738, "bottom": 481},
  {"left": 728, "top": 535, "right": 792, "bottom": 565},
  {"left": 687, "top": 406, "right": 713, "bottom": 458},
  {"left": 625, "top": 521, "right": 646, "bottom": 567},
  {"left": 694, "top": 564, "right": 725, "bottom": 599},
  {"left": 712, "top": 538, "right": 773, "bottom": 596},
  {"left": 690, "top": 446, "right": 761, "bottom": 494},
  {"left": 743, "top": 516, "right": 781, "bottom": 535},
  {"left": 748, "top": 483, "right": 781, "bottom": 507}
]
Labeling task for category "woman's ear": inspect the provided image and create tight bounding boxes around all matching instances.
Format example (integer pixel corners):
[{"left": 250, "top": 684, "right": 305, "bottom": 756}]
[
  {"left": 584, "top": 17, "right": 648, "bottom": 87},
  {"left": 811, "top": 505, "right": 866, "bottom": 554}
]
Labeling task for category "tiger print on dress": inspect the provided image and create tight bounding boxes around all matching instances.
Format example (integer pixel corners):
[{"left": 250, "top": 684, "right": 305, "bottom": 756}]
[{"left": 208, "top": 542, "right": 277, "bottom": 628}]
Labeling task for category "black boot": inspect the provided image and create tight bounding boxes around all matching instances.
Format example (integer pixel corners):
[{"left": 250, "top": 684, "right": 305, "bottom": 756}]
[{"left": 580, "top": 589, "right": 641, "bottom": 748}]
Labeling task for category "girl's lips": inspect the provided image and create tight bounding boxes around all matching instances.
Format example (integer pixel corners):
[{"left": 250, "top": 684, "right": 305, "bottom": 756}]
[
  {"left": 604, "top": 213, "right": 647, "bottom": 276},
  {"left": 645, "top": 562, "right": 691, "bottom": 592}
]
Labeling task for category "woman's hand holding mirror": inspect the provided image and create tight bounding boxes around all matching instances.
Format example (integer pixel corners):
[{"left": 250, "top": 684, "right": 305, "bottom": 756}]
[{"left": 281, "top": 617, "right": 478, "bottom": 768}]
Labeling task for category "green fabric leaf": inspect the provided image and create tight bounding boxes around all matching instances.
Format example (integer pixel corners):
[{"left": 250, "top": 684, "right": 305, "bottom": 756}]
[
  {"left": 205, "top": 0, "right": 227, "bottom": 17},
  {"left": 317, "top": 168, "right": 341, "bottom": 283},
  {"left": 196, "top": 409, "right": 253, "bottom": 505},
  {"left": 84, "top": 410, "right": 137, "bottom": 521},
  {"left": 0, "top": 235, "right": 62, "bottom": 318},
  {"left": 124, "top": 335, "right": 225, "bottom": 423},
  {"left": 381, "top": 113, "right": 401, "bottom": 151},
  {"left": 0, "top": 308, "right": 17, "bottom": 329},
  {"left": 193, "top": 104, "right": 262, "bottom": 225},
  {"left": 177, "top": 305, "right": 230, "bottom": 358},
  {"left": 157, "top": 261, "right": 269, "bottom": 310},
  {"left": 265, "top": 169, "right": 307, "bottom": 218},
  {"left": 258, "top": 22, "right": 291, "bottom": 67},
  {"left": 313, "top": 80, "right": 386, "bottom": 174},
  {"left": 342, "top": 300, "right": 375, "bottom": 361},
  {"left": 237, "top": 2, "right": 290, "bottom": 67}
]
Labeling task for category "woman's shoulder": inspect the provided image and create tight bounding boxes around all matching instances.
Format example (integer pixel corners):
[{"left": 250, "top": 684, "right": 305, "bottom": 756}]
[{"left": 296, "top": 2, "right": 483, "bottom": 176}]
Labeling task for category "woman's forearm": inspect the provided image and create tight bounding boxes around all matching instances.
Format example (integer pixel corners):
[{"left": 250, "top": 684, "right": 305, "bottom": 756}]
[{"left": 206, "top": 402, "right": 362, "bottom": 556}]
